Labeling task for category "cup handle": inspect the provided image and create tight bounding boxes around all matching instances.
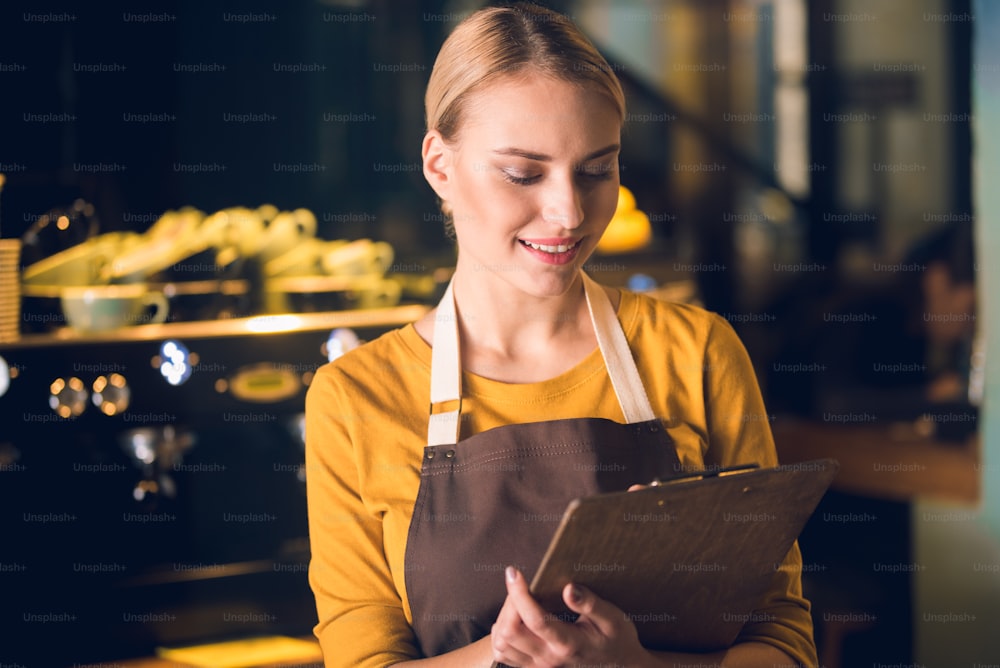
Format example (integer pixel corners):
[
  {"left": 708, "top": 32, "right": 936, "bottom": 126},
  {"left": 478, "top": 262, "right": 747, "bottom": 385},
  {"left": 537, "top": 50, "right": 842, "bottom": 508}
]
[{"left": 144, "top": 292, "right": 170, "bottom": 325}]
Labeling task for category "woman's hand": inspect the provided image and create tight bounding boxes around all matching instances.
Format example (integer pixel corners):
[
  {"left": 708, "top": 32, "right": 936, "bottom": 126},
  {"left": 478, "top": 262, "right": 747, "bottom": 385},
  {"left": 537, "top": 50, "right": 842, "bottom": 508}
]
[{"left": 490, "top": 566, "right": 650, "bottom": 668}]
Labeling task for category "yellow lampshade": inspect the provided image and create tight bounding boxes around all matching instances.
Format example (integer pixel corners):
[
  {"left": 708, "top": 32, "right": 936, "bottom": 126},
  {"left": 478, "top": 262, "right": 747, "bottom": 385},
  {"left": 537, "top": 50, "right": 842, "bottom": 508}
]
[{"left": 597, "top": 186, "right": 652, "bottom": 254}]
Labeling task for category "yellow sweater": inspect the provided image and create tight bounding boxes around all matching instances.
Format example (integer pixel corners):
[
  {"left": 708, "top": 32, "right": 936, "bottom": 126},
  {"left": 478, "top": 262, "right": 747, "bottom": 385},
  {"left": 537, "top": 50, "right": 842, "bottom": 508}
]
[{"left": 305, "top": 289, "right": 819, "bottom": 667}]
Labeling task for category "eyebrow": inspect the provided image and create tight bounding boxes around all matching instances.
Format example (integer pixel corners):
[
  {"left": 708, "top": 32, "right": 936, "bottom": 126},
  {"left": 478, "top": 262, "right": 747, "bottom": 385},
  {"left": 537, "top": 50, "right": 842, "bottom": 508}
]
[{"left": 491, "top": 144, "right": 621, "bottom": 162}]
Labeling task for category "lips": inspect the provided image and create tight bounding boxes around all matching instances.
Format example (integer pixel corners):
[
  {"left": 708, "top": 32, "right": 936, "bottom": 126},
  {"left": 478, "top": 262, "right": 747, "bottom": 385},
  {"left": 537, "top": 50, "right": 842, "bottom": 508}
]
[
  {"left": 519, "top": 239, "right": 581, "bottom": 254},
  {"left": 517, "top": 237, "right": 583, "bottom": 266}
]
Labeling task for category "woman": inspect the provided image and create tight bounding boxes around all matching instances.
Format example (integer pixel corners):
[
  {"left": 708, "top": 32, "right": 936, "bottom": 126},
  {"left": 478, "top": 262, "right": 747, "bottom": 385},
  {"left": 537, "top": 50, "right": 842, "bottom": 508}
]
[{"left": 305, "top": 4, "right": 818, "bottom": 666}]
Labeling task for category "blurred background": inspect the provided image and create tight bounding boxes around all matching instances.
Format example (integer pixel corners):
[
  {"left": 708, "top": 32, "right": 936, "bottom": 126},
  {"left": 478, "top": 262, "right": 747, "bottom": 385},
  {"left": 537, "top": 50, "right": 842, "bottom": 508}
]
[{"left": 0, "top": 0, "right": 996, "bottom": 666}]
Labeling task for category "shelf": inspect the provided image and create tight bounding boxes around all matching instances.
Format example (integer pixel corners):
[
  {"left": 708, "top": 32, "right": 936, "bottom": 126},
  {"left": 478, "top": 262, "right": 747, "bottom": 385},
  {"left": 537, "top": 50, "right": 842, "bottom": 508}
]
[{"left": 0, "top": 304, "right": 429, "bottom": 349}]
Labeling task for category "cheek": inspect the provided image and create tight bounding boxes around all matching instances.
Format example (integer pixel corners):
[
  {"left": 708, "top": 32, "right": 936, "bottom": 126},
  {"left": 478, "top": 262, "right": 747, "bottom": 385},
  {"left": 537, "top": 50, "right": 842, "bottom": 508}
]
[
  {"left": 466, "top": 172, "right": 533, "bottom": 212},
  {"left": 453, "top": 161, "right": 500, "bottom": 203},
  {"left": 589, "top": 183, "right": 620, "bottom": 225},
  {"left": 451, "top": 169, "right": 533, "bottom": 230}
]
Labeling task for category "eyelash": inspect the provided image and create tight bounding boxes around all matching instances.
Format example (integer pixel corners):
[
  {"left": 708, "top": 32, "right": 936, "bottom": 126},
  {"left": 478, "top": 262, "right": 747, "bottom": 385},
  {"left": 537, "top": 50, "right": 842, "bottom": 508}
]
[
  {"left": 501, "top": 169, "right": 615, "bottom": 187},
  {"left": 502, "top": 172, "right": 541, "bottom": 186}
]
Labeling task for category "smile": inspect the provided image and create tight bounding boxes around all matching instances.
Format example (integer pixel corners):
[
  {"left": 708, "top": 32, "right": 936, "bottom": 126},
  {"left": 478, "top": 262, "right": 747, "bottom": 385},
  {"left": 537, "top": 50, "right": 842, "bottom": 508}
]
[{"left": 519, "top": 239, "right": 581, "bottom": 253}]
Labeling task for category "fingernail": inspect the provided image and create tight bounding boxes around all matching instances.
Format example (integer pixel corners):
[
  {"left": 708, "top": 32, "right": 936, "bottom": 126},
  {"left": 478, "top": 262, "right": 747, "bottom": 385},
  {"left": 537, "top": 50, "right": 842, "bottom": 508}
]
[
  {"left": 569, "top": 585, "right": 583, "bottom": 604},
  {"left": 506, "top": 566, "right": 517, "bottom": 583}
]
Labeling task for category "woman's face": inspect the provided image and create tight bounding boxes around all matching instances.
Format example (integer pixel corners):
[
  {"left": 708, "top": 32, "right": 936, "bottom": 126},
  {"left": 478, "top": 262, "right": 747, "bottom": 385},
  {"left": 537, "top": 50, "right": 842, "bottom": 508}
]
[{"left": 423, "top": 72, "right": 621, "bottom": 298}]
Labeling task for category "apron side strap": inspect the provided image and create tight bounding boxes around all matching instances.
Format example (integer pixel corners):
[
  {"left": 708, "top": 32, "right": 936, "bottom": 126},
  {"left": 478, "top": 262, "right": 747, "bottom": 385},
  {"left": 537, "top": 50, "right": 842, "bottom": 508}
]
[{"left": 581, "top": 272, "right": 657, "bottom": 424}]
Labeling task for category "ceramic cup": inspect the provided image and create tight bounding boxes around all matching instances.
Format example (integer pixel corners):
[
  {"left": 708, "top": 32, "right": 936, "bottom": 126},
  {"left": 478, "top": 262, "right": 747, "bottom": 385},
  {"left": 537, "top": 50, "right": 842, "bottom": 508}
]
[
  {"left": 259, "top": 209, "right": 318, "bottom": 262},
  {"left": 197, "top": 207, "right": 266, "bottom": 262},
  {"left": 0, "top": 239, "right": 21, "bottom": 342},
  {"left": 263, "top": 237, "right": 322, "bottom": 277},
  {"left": 320, "top": 239, "right": 394, "bottom": 277},
  {"left": 61, "top": 284, "right": 169, "bottom": 332},
  {"left": 22, "top": 232, "right": 141, "bottom": 287}
]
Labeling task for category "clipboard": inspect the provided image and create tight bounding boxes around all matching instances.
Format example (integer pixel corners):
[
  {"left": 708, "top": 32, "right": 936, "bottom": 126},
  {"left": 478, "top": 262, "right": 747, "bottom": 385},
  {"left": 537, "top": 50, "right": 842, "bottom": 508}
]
[{"left": 522, "top": 458, "right": 839, "bottom": 653}]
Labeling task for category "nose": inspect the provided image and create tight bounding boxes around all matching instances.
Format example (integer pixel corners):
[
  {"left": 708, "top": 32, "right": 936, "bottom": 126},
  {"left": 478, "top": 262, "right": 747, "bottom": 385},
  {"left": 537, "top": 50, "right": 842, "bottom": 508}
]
[{"left": 541, "top": 174, "right": 585, "bottom": 229}]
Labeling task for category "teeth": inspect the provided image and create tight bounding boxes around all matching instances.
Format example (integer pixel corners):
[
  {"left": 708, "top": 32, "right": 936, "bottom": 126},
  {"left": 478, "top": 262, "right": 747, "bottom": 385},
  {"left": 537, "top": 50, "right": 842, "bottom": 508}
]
[{"left": 522, "top": 240, "right": 578, "bottom": 253}]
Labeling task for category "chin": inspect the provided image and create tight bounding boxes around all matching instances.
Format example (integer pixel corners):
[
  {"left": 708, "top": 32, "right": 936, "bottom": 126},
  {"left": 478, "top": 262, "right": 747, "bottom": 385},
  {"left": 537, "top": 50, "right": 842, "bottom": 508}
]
[{"left": 517, "top": 267, "right": 585, "bottom": 298}]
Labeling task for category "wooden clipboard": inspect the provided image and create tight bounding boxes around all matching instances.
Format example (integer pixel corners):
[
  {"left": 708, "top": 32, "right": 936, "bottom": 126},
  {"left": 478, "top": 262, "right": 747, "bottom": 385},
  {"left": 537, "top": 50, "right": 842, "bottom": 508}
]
[{"left": 522, "top": 458, "right": 839, "bottom": 653}]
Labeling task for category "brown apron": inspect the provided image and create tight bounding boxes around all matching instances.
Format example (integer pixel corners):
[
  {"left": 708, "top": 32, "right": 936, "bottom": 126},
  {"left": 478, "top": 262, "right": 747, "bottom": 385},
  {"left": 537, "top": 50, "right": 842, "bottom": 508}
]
[{"left": 404, "top": 272, "right": 682, "bottom": 657}]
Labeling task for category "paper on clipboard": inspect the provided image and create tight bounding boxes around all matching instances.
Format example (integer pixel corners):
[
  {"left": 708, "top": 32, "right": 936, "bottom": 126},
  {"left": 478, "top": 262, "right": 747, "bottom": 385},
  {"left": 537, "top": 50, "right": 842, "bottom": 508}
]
[{"left": 525, "top": 458, "right": 839, "bottom": 652}]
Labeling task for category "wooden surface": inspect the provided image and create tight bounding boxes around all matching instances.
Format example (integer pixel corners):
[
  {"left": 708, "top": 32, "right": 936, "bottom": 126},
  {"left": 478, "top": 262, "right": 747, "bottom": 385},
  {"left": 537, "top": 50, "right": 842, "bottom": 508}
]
[{"left": 772, "top": 418, "right": 980, "bottom": 504}]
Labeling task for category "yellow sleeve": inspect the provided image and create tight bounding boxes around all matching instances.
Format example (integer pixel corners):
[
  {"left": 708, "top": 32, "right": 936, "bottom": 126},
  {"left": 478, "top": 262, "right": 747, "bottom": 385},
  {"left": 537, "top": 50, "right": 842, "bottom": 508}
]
[
  {"left": 702, "top": 314, "right": 819, "bottom": 668},
  {"left": 305, "top": 365, "right": 419, "bottom": 667}
]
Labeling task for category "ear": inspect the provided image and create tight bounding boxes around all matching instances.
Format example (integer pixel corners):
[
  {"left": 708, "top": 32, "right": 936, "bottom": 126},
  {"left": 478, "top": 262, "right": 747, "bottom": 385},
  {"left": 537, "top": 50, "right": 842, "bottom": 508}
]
[{"left": 422, "top": 130, "right": 453, "bottom": 202}]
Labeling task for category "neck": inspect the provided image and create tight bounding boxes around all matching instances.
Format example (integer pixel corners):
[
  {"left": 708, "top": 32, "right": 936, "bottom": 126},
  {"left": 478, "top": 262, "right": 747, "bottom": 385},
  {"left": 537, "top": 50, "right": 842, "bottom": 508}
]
[{"left": 450, "top": 265, "right": 590, "bottom": 359}]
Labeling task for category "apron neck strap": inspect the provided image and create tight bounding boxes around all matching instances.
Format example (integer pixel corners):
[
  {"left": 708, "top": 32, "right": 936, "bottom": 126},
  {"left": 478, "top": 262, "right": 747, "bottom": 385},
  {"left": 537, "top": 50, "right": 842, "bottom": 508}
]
[
  {"left": 427, "top": 271, "right": 656, "bottom": 446},
  {"left": 581, "top": 271, "right": 657, "bottom": 426},
  {"left": 428, "top": 278, "right": 463, "bottom": 446}
]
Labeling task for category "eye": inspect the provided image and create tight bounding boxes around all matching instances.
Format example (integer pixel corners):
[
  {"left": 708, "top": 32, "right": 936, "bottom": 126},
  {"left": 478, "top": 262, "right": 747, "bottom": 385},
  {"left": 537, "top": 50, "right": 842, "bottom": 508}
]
[
  {"left": 501, "top": 170, "right": 542, "bottom": 186},
  {"left": 577, "top": 163, "right": 617, "bottom": 182}
]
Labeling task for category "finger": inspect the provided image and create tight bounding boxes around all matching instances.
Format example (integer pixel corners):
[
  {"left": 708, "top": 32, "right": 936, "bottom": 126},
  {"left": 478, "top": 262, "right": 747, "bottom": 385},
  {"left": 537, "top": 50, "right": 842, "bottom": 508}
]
[
  {"left": 562, "top": 582, "right": 631, "bottom": 638},
  {"left": 505, "top": 566, "right": 574, "bottom": 647},
  {"left": 492, "top": 581, "right": 547, "bottom": 663},
  {"left": 493, "top": 587, "right": 521, "bottom": 629},
  {"left": 490, "top": 623, "right": 534, "bottom": 668},
  {"left": 627, "top": 484, "right": 648, "bottom": 492}
]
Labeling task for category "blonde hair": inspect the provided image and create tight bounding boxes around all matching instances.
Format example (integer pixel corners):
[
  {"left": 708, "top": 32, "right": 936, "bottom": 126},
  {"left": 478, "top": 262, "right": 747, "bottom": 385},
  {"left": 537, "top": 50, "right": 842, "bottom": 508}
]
[
  {"left": 426, "top": 3, "right": 626, "bottom": 140},
  {"left": 425, "top": 3, "right": 626, "bottom": 233}
]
